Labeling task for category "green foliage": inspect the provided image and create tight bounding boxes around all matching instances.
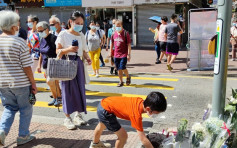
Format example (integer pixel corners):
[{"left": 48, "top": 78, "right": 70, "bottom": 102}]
[{"left": 175, "top": 118, "right": 188, "bottom": 142}]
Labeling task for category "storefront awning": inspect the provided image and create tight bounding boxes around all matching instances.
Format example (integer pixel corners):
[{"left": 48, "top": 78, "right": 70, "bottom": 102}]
[{"left": 82, "top": 0, "right": 133, "bottom": 7}]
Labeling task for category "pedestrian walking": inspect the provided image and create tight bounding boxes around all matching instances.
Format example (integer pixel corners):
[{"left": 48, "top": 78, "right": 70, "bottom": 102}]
[
  {"left": 0, "top": 10, "right": 37, "bottom": 146},
  {"left": 49, "top": 15, "right": 65, "bottom": 37},
  {"left": 86, "top": 22, "right": 103, "bottom": 78},
  {"left": 27, "top": 15, "right": 40, "bottom": 73},
  {"left": 230, "top": 21, "right": 237, "bottom": 61},
  {"left": 96, "top": 22, "right": 106, "bottom": 67},
  {"left": 165, "top": 14, "right": 183, "bottom": 71},
  {"left": 36, "top": 21, "right": 62, "bottom": 107},
  {"left": 55, "top": 11, "right": 92, "bottom": 130},
  {"left": 106, "top": 19, "right": 118, "bottom": 75},
  {"left": 110, "top": 20, "right": 131, "bottom": 87},
  {"left": 149, "top": 22, "right": 161, "bottom": 64},
  {"left": 158, "top": 16, "right": 168, "bottom": 63},
  {"left": 90, "top": 92, "right": 167, "bottom": 148}
]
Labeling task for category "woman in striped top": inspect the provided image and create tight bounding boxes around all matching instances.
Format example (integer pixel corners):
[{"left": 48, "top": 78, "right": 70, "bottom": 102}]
[{"left": 0, "top": 10, "right": 37, "bottom": 146}]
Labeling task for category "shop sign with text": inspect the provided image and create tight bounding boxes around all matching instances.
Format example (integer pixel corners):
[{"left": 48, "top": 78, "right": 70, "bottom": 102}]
[{"left": 82, "top": 0, "right": 133, "bottom": 7}]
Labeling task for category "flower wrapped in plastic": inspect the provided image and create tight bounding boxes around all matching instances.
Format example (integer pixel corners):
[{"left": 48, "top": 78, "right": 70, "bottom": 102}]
[
  {"left": 191, "top": 123, "right": 205, "bottom": 148},
  {"left": 203, "top": 117, "right": 224, "bottom": 148}
]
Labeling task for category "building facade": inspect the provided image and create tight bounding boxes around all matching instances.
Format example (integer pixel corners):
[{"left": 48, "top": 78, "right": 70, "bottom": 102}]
[{"left": 82, "top": 0, "right": 202, "bottom": 47}]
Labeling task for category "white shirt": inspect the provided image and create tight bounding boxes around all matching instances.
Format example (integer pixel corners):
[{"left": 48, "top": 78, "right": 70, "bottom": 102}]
[{"left": 55, "top": 30, "right": 88, "bottom": 56}]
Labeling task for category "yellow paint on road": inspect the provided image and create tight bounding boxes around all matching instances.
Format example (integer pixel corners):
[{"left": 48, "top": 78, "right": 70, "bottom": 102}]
[
  {"left": 89, "top": 74, "right": 179, "bottom": 82},
  {"left": 37, "top": 87, "right": 147, "bottom": 99},
  {"left": 89, "top": 81, "right": 174, "bottom": 90},
  {"left": 35, "top": 79, "right": 174, "bottom": 90}
]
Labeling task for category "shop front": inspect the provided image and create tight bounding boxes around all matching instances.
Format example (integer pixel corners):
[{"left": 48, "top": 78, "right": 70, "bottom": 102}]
[
  {"left": 134, "top": 0, "right": 202, "bottom": 47},
  {"left": 82, "top": 0, "right": 135, "bottom": 45}
]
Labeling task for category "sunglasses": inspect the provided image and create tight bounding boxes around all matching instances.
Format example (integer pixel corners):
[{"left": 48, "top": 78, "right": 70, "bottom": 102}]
[{"left": 38, "top": 29, "right": 46, "bottom": 33}]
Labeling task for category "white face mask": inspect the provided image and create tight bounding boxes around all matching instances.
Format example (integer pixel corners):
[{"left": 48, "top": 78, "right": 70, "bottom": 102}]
[
  {"left": 39, "top": 31, "right": 47, "bottom": 39},
  {"left": 147, "top": 111, "right": 159, "bottom": 119},
  {"left": 14, "top": 26, "right": 19, "bottom": 37}
]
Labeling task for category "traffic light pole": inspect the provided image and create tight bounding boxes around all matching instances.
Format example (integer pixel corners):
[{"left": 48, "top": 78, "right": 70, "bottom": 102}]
[{"left": 211, "top": 0, "right": 232, "bottom": 117}]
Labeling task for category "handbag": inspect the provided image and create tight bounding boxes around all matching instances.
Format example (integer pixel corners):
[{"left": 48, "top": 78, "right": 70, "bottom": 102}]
[{"left": 47, "top": 50, "right": 78, "bottom": 81}]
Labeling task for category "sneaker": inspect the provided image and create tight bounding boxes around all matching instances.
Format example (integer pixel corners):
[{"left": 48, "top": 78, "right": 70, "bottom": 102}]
[
  {"left": 89, "top": 141, "right": 111, "bottom": 148},
  {"left": 17, "top": 135, "right": 35, "bottom": 146},
  {"left": 48, "top": 99, "right": 56, "bottom": 106},
  {"left": 110, "top": 67, "right": 114, "bottom": 74},
  {"left": 155, "top": 60, "right": 161, "bottom": 64},
  {"left": 64, "top": 117, "right": 76, "bottom": 130},
  {"left": 74, "top": 113, "right": 87, "bottom": 126},
  {"left": 96, "top": 74, "right": 99, "bottom": 78},
  {"left": 54, "top": 98, "right": 62, "bottom": 107},
  {"left": 0, "top": 130, "right": 6, "bottom": 146},
  {"left": 167, "top": 65, "right": 173, "bottom": 71},
  {"left": 114, "top": 70, "right": 118, "bottom": 76},
  {"left": 232, "top": 58, "right": 236, "bottom": 61}
]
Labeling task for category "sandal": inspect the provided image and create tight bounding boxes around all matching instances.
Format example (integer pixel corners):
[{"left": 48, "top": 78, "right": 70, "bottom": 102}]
[
  {"left": 117, "top": 82, "right": 124, "bottom": 87},
  {"left": 126, "top": 76, "right": 131, "bottom": 85}
]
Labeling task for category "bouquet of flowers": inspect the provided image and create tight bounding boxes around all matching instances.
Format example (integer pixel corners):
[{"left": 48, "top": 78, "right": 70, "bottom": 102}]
[
  {"left": 203, "top": 117, "right": 224, "bottom": 148},
  {"left": 191, "top": 123, "right": 205, "bottom": 148}
]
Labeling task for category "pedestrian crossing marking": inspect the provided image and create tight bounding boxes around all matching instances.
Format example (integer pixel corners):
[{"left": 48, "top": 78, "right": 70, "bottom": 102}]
[
  {"left": 37, "top": 87, "right": 148, "bottom": 99},
  {"left": 35, "top": 79, "right": 174, "bottom": 90},
  {"left": 89, "top": 81, "right": 174, "bottom": 90},
  {"left": 89, "top": 74, "right": 179, "bottom": 82}
]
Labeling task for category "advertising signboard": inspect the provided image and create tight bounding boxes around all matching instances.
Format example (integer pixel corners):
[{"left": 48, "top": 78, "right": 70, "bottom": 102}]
[{"left": 45, "top": 0, "right": 82, "bottom": 7}]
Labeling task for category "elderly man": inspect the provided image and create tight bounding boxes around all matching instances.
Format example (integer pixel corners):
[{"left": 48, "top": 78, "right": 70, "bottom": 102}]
[
  {"left": 0, "top": 10, "right": 37, "bottom": 146},
  {"left": 49, "top": 15, "right": 65, "bottom": 36}
]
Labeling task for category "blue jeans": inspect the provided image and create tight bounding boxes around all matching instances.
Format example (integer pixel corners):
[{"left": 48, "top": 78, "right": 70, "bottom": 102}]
[{"left": 0, "top": 86, "right": 32, "bottom": 137}]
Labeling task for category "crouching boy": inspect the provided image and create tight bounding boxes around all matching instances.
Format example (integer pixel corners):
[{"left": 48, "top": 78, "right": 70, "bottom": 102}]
[{"left": 90, "top": 91, "right": 167, "bottom": 148}]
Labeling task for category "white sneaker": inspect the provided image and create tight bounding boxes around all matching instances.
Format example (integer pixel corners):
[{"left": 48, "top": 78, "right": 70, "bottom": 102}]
[
  {"left": 64, "top": 117, "right": 76, "bottom": 130},
  {"left": 17, "top": 135, "right": 35, "bottom": 146},
  {"left": 74, "top": 113, "right": 87, "bottom": 126},
  {"left": 89, "top": 141, "right": 111, "bottom": 148},
  {"left": 232, "top": 58, "right": 236, "bottom": 61},
  {"left": 96, "top": 74, "right": 99, "bottom": 78},
  {"left": 0, "top": 130, "right": 6, "bottom": 146}
]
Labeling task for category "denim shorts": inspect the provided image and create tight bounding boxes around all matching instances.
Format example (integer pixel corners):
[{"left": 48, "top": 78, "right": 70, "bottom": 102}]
[
  {"left": 97, "top": 102, "right": 121, "bottom": 132},
  {"left": 114, "top": 57, "right": 127, "bottom": 70}
]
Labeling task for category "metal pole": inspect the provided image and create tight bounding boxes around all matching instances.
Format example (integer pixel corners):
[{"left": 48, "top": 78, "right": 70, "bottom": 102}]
[{"left": 211, "top": 0, "right": 232, "bottom": 117}]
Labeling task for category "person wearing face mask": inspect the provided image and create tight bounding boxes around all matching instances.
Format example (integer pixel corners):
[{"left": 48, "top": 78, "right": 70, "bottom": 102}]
[
  {"left": 27, "top": 15, "right": 40, "bottom": 73},
  {"left": 110, "top": 20, "right": 132, "bottom": 87},
  {"left": 90, "top": 91, "right": 167, "bottom": 148},
  {"left": 95, "top": 22, "right": 106, "bottom": 67},
  {"left": 0, "top": 10, "right": 37, "bottom": 146},
  {"left": 230, "top": 21, "right": 237, "bottom": 61},
  {"left": 106, "top": 19, "right": 118, "bottom": 75},
  {"left": 61, "top": 22, "right": 66, "bottom": 29},
  {"left": 85, "top": 22, "right": 103, "bottom": 77},
  {"left": 49, "top": 15, "right": 65, "bottom": 37},
  {"left": 55, "top": 11, "right": 92, "bottom": 130},
  {"left": 36, "top": 21, "right": 62, "bottom": 107}
]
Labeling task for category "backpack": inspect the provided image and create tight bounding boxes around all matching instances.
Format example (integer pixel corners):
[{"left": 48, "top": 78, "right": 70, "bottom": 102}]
[
  {"left": 111, "top": 30, "right": 128, "bottom": 45},
  {"left": 86, "top": 30, "right": 101, "bottom": 42}
]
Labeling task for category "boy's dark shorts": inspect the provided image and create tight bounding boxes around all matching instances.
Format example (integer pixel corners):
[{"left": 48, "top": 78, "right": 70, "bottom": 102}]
[
  {"left": 97, "top": 102, "right": 121, "bottom": 132},
  {"left": 114, "top": 57, "right": 127, "bottom": 70},
  {"left": 166, "top": 42, "right": 179, "bottom": 55},
  {"left": 159, "top": 42, "right": 167, "bottom": 52}
]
